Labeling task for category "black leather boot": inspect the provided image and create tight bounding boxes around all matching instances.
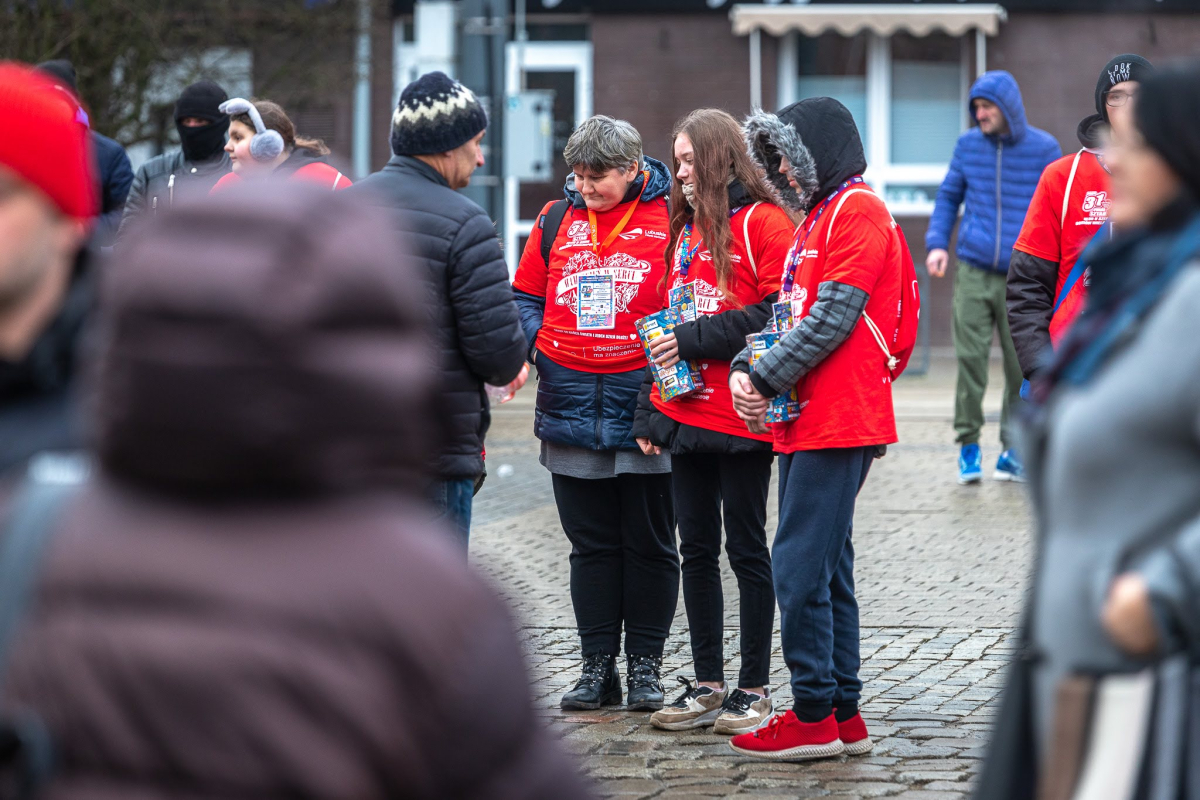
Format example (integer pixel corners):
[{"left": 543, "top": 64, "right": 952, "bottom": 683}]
[
  {"left": 561, "top": 653, "right": 622, "bottom": 710},
  {"left": 626, "top": 654, "right": 665, "bottom": 711}
]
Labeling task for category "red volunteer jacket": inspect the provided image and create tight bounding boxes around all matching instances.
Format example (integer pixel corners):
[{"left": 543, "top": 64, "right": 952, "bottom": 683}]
[
  {"left": 211, "top": 160, "right": 351, "bottom": 194},
  {"left": 772, "top": 185, "right": 902, "bottom": 453},
  {"left": 1013, "top": 149, "right": 1109, "bottom": 344},
  {"left": 514, "top": 193, "right": 672, "bottom": 373}
]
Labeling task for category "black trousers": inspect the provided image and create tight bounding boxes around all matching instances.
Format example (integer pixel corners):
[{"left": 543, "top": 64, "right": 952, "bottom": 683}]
[
  {"left": 552, "top": 472, "right": 679, "bottom": 658},
  {"left": 672, "top": 451, "right": 775, "bottom": 688}
]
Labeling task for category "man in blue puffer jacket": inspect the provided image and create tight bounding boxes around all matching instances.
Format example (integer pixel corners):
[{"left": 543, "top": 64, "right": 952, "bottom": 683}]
[{"left": 925, "top": 70, "right": 1060, "bottom": 486}]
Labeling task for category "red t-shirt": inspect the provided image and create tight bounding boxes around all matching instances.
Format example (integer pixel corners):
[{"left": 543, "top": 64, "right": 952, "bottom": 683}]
[
  {"left": 771, "top": 186, "right": 902, "bottom": 453},
  {"left": 513, "top": 194, "right": 671, "bottom": 373},
  {"left": 1013, "top": 149, "right": 1109, "bottom": 343},
  {"left": 210, "top": 162, "right": 352, "bottom": 193},
  {"left": 649, "top": 202, "right": 794, "bottom": 441}
]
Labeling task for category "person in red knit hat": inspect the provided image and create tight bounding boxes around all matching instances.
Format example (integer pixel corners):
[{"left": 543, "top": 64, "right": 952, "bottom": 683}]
[{"left": 0, "top": 61, "right": 98, "bottom": 474}]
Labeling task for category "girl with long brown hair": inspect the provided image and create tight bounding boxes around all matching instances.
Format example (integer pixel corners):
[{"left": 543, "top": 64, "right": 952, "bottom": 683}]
[{"left": 631, "top": 108, "right": 795, "bottom": 735}]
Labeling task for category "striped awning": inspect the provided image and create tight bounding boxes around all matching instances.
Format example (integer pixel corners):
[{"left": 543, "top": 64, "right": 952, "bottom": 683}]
[{"left": 730, "top": 4, "right": 1007, "bottom": 38}]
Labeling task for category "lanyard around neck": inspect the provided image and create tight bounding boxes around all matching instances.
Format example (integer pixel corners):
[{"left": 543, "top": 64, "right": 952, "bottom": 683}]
[
  {"left": 782, "top": 177, "right": 864, "bottom": 293},
  {"left": 587, "top": 170, "right": 649, "bottom": 258},
  {"left": 678, "top": 205, "right": 746, "bottom": 278}
]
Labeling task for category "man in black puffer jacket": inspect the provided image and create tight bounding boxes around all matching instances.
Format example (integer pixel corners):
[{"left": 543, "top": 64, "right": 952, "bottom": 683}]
[
  {"left": 117, "top": 80, "right": 231, "bottom": 242},
  {"left": 350, "top": 71, "right": 526, "bottom": 550}
]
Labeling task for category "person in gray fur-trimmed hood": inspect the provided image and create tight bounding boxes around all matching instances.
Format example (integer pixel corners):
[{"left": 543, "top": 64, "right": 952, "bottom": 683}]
[{"left": 725, "top": 97, "right": 906, "bottom": 762}]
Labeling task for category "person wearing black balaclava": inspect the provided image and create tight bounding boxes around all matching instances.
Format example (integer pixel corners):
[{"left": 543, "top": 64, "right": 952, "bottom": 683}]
[
  {"left": 117, "top": 79, "right": 231, "bottom": 244},
  {"left": 976, "top": 60, "right": 1200, "bottom": 800},
  {"left": 1007, "top": 54, "right": 1154, "bottom": 387}
]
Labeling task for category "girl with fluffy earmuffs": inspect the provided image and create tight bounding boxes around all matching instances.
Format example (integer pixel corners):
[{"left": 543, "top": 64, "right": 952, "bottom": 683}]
[{"left": 211, "top": 98, "right": 350, "bottom": 192}]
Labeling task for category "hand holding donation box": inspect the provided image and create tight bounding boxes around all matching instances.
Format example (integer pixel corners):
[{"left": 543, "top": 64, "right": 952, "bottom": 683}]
[
  {"left": 742, "top": 301, "right": 802, "bottom": 424},
  {"left": 636, "top": 307, "right": 704, "bottom": 401}
]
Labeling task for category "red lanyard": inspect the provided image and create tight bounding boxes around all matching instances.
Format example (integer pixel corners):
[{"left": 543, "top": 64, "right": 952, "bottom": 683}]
[
  {"left": 781, "top": 177, "right": 864, "bottom": 293},
  {"left": 587, "top": 170, "right": 648, "bottom": 258}
]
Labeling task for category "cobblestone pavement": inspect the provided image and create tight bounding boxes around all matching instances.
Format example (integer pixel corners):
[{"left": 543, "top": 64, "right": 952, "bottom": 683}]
[{"left": 470, "top": 359, "right": 1031, "bottom": 799}]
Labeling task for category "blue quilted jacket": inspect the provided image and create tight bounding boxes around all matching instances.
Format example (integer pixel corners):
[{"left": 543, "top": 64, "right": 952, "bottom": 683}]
[{"left": 926, "top": 71, "right": 1062, "bottom": 273}]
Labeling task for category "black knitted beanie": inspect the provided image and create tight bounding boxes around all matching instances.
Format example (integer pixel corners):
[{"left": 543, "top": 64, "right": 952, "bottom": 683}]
[{"left": 390, "top": 71, "right": 488, "bottom": 156}]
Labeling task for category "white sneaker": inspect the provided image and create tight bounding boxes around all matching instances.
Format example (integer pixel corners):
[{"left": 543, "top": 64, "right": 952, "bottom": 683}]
[
  {"left": 713, "top": 688, "right": 773, "bottom": 735},
  {"left": 649, "top": 678, "right": 726, "bottom": 730}
]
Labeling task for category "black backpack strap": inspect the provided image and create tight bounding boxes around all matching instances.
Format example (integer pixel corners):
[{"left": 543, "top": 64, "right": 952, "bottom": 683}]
[
  {"left": 540, "top": 199, "right": 570, "bottom": 268},
  {"left": 0, "top": 453, "right": 89, "bottom": 798}
]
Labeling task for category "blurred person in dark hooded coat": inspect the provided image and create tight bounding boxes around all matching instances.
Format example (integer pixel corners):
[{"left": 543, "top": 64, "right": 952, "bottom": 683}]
[{"left": 0, "top": 183, "right": 596, "bottom": 800}]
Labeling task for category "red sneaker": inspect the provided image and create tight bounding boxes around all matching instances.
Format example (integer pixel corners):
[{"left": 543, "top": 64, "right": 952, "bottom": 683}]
[
  {"left": 837, "top": 712, "right": 873, "bottom": 756},
  {"left": 728, "top": 710, "right": 845, "bottom": 761}
]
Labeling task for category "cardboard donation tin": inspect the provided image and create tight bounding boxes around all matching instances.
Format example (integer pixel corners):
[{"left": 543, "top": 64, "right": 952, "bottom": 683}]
[
  {"left": 745, "top": 331, "right": 801, "bottom": 423},
  {"left": 668, "top": 282, "right": 699, "bottom": 324},
  {"left": 637, "top": 308, "right": 704, "bottom": 401}
]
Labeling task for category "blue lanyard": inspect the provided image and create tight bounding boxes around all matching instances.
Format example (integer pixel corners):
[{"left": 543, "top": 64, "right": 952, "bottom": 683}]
[
  {"left": 782, "top": 177, "right": 864, "bottom": 293},
  {"left": 678, "top": 206, "right": 745, "bottom": 278},
  {"left": 678, "top": 226, "right": 702, "bottom": 278}
]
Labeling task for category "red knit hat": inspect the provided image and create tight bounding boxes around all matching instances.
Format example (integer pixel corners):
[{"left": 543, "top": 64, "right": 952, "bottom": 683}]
[{"left": 0, "top": 62, "right": 97, "bottom": 220}]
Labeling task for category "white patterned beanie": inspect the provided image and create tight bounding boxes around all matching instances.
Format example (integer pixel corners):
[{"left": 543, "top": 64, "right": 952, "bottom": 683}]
[{"left": 391, "top": 71, "right": 488, "bottom": 156}]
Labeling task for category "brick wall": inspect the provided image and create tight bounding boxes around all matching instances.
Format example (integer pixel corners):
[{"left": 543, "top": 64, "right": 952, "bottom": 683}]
[
  {"left": 990, "top": 13, "right": 1200, "bottom": 155},
  {"left": 591, "top": 14, "right": 778, "bottom": 165}
]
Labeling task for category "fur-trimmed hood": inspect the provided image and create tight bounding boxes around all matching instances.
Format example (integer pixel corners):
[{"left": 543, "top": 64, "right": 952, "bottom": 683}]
[{"left": 743, "top": 98, "right": 866, "bottom": 213}]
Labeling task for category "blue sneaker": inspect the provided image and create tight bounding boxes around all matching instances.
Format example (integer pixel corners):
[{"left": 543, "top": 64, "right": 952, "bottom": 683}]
[
  {"left": 958, "top": 444, "right": 982, "bottom": 485},
  {"left": 994, "top": 450, "right": 1026, "bottom": 482}
]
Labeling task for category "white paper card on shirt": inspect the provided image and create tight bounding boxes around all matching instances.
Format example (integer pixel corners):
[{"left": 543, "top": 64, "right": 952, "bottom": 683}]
[
  {"left": 1069, "top": 669, "right": 1155, "bottom": 800},
  {"left": 577, "top": 273, "right": 616, "bottom": 330}
]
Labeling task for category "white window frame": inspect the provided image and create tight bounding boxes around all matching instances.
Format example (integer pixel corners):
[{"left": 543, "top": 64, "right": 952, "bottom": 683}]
[
  {"left": 503, "top": 41, "right": 594, "bottom": 276},
  {"left": 779, "top": 30, "right": 974, "bottom": 217}
]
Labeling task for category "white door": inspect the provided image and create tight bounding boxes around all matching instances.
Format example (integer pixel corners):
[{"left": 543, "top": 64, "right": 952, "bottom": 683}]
[{"left": 504, "top": 41, "right": 593, "bottom": 276}]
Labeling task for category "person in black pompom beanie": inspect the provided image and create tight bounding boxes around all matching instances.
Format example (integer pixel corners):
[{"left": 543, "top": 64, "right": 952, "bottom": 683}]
[{"left": 348, "top": 72, "right": 526, "bottom": 551}]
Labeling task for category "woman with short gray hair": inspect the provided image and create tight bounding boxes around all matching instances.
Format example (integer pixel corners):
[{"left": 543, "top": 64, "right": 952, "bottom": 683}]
[
  {"left": 561, "top": 116, "right": 643, "bottom": 177},
  {"left": 512, "top": 116, "right": 679, "bottom": 713}
]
